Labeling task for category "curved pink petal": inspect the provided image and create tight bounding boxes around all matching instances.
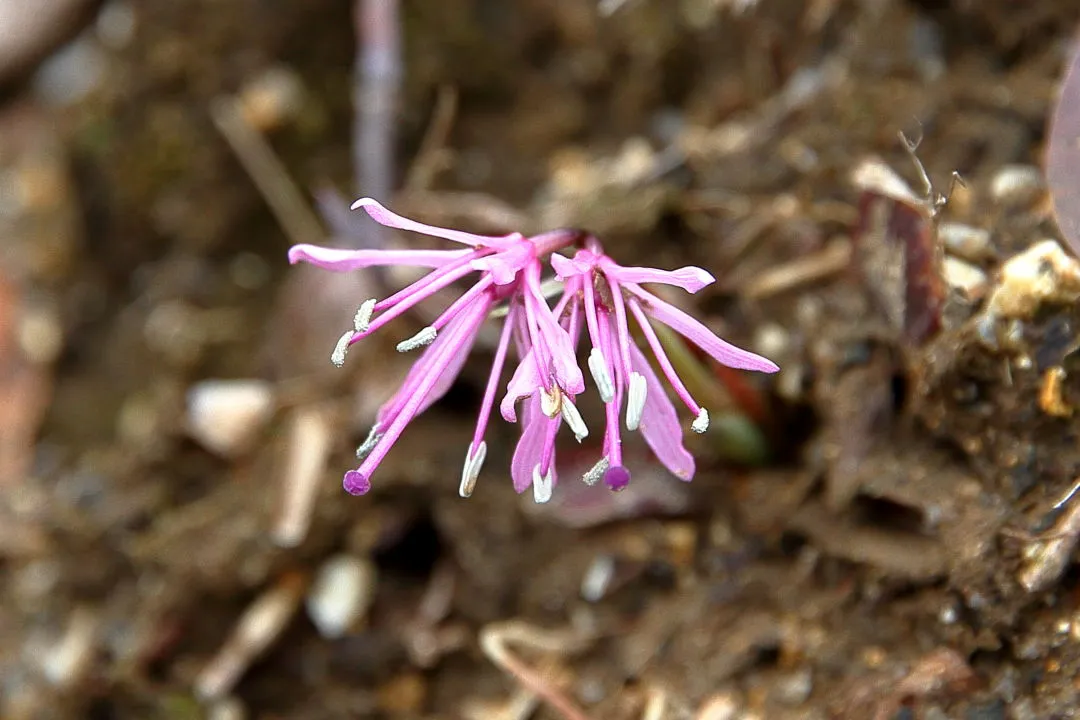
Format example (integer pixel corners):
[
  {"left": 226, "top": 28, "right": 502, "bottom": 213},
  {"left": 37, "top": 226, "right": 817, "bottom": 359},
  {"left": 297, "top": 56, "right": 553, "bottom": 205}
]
[
  {"left": 629, "top": 342, "right": 695, "bottom": 481},
  {"left": 550, "top": 252, "right": 591, "bottom": 279},
  {"left": 605, "top": 263, "right": 715, "bottom": 293},
  {"left": 288, "top": 244, "right": 471, "bottom": 271},
  {"left": 351, "top": 197, "right": 517, "bottom": 248},
  {"left": 500, "top": 347, "right": 542, "bottom": 422},
  {"left": 524, "top": 272, "right": 585, "bottom": 395},
  {"left": 471, "top": 255, "right": 519, "bottom": 285},
  {"left": 511, "top": 393, "right": 547, "bottom": 493},
  {"left": 626, "top": 285, "right": 779, "bottom": 373}
]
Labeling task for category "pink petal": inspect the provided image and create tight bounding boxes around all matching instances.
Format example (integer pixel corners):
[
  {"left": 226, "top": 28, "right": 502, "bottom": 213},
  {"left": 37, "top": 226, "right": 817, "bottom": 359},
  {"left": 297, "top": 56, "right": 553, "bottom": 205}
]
[
  {"left": 511, "top": 393, "right": 547, "bottom": 493},
  {"left": 351, "top": 197, "right": 517, "bottom": 248},
  {"left": 629, "top": 342, "right": 695, "bottom": 481},
  {"left": 471, "top": 240, "right": 537, "bottom": 285},
  {"left": 604, "top": 263, "right": 715, "bottom": 293},
  {"left": 500, "top": 347, "right": 542, "bottom": 422},
  {"left": 471, "top": 255, "right": 519, "bottom": 285},
  {"left": 627, "top": 286, "right": 779, "bottom": 373},
  {"left": 550, "top": 252, "right": 591, "bottom": 279},
  {"left": 524, "top": 274, "right": 585, "bottom": 394},
  {"left": 377, "top": 307, "right": 480, "bottom": 426},
  {"left": 288, "top": 244, "right": 471, "bottom": 271}
]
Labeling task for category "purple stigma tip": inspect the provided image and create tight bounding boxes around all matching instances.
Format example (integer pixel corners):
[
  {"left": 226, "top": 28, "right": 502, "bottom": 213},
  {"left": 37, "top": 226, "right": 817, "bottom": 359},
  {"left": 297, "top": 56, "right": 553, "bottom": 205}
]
[
  {"left": 343, "top": 470, "right": 371, "bottom": 495},
  {"left": 603, "top": 465, "right": 631, "bottom": 492}
]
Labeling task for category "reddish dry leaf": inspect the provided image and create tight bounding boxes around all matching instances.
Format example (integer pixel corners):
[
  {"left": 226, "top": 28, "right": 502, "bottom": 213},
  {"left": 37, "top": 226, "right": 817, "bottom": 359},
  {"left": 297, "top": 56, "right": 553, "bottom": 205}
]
[
  {"left": 852, "top": 160, "right": 946, "bottom": 346},
  {"left": 1048, "top": 35, "right": 1080, "bottom": 253},
  {"left": 0, "top": 270, "right": 50, "bottom": 488}
]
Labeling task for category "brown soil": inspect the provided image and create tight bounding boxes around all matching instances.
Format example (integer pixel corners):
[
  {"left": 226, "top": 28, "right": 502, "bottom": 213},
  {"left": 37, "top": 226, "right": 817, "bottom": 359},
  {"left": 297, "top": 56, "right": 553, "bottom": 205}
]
[{"left": 4, "top": 1, "right": 1080, "bottom": 718}]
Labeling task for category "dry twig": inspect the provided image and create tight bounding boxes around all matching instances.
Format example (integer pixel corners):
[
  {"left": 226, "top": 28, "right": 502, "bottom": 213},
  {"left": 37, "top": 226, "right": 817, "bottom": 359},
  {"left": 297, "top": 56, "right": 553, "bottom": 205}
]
[
  {"left": 479, "top": 620, "right": 594, "bottom": 720},
  {"left": 210, "top": 95, "right": 324, "bottom": 247},
  {"left": 741, "top": 239, "right": 852, "bottom": 299}
]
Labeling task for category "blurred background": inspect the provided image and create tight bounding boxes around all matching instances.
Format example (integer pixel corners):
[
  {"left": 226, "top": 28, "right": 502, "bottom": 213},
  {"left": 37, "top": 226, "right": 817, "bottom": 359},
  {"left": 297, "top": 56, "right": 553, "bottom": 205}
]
[{"left": 4, "top": 0, "right": 1080, "bottom": 717}]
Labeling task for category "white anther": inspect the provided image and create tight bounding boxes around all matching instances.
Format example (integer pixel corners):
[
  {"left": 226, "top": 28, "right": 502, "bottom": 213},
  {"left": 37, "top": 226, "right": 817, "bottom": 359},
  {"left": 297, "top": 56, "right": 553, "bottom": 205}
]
[
  {"left": 396, "top": 326, "right": 437, "bottom": 353},
  {"left": 539, "top": 386, "right": 562, "bottom": 418},
  {"left": 355, "top": 424, "right": 382, "bottom": 460},
  {"left": 588, "top": 348, "right": 615, "bottom": 403},
  {"left": 691, "top": 407, "right": 710, "bottom": 434},
  {"left": 583, "top": 456, "right": 609, "bottom": 486},
  {"left": 353, "top": 298, "right": 376, "bottom": 332},
  {"left": 625, "top": 371, "right": 647, "bottom": 431},
  {"left": 560, "top": 398, "right": 589, "bottom": 442},
  {"left": 331, "top": 331, "right": 353, "bottom": 367},
  {"left": 459, "top": 441, "right": 486, "bottom": 498},
  {"left": 532, "top": 464, "right": 554, "bottom": 504}
]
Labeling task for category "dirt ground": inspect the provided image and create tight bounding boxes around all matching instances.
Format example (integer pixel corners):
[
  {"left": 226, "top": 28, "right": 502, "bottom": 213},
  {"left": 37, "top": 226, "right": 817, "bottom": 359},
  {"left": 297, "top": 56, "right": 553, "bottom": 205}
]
[{"left": 5, "top": 0, "right": 1080, "bottom": 718}]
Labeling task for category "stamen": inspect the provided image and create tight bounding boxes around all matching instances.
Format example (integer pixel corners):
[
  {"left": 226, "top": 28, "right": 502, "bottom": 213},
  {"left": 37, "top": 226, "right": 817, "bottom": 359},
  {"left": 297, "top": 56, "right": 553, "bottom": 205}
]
[
  {"left": 353, "top": 298, "right": 376, "bottom": 333},
  {"left": 628, "top": 298, "right": 705, "bottom": 417},
  {"left": 539, "top": 385, "right": 562, "bottom": 418},
  {"left": 532, "top": 464, "right": 554, "bottom": 504},
  {"left": 560, "top": 398, "right": 589, "bottom": 442},
  {"left": 597, "top": 310, "right": 625, "bottom": 471},
  {"left": 396, "top": 326, "right": 437, "bottom": 352},
  {"left": 583, "top": 456, "right": 609, "bottom": 486},
  {"left": 343, "top": 469, "right": 371, "bottom": 495},
  {"left": 354, "top": 293, "right": 493, "bottom": 485},
  {"left": 459, "top": 441, "right": 486, "bottom": 498},
  {"left": 626, "top": 371, "right": 647, "bottom": 431},
  {"left": 603, "top": 465, "right": 631, "bottom": 492},
  {"left": 691, "top": 407, "right": 710, "bottom": 434},
  {"left": 331, "top": 331, "right": 352, "bottom": 367},
  {"left": 355, "top": 424, "right": 383, "bottom": 459},
  {"left": 588, "top": 348, "right": 615, "bottom": 403},
  {"left": 603, "top": 271, "right": 634, "bottom": 387},
  {"left": 469, "top": 308, "right": 516, "bottom": 467}
]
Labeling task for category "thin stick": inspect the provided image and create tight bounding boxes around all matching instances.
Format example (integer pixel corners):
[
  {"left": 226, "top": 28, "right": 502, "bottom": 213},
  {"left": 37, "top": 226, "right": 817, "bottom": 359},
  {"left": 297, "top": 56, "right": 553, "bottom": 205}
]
[
  {"left": 741, "top": 239, "right": 852, "bottom": 299},
  {"left": 210, "top": 96, "right": 324, "bottom": 247},
  {"left": 479, "top": 621, "right": 594, "bottom": 720},
  {"left": 641, "top": 686, "right": 667, "bottom": 720},
  {"left": 406, "top": 85, "right": 459, "bottom": 191},
  {"left": 271, "top": 405, "right": 332, "bottom": 548}
]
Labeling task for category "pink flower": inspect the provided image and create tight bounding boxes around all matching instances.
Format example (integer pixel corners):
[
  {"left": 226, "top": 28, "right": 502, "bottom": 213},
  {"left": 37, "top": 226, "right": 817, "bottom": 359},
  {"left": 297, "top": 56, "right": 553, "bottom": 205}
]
[
  {"left": 288, "top": 198, "right": 580, "bottom": 497},
  {"left": 288, "top": 200, "right": 778, "bottom": 502},
  {"left": 549, "top": 237, "right": 778, "bottom": 491}
]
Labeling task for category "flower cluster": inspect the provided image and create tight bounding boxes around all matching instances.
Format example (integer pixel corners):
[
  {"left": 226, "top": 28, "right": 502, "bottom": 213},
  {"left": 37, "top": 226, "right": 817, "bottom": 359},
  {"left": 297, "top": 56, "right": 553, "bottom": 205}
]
[{"left": 288, "top": 198, "right": 778, "bottom": 503}]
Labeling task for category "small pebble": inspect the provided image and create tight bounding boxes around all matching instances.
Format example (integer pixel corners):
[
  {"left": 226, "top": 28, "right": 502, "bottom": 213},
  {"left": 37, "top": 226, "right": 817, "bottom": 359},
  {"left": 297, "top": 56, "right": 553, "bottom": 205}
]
[
  {"left": 237, "top": 65, "right": 304, "bottom": 132},
  {"left": 774, "top": 668, "right": 813, "bottom": 706},
  {"left": 32, "top": 35, "right": 106, "bottom": 106},
  {"left": 207, "top": 697, "right": 247, "bottom": 720},
  {"left": 939, "top": 222, "right": 992, "bottom": 262},
  {"left": 580, "top": 555, "right": 615, "bottom": 602},
  {"left": 186, "top": 379, "right": 275, "bottom": 458},
  {"left": 990, "top": 164, "right": 1043, "bottom": 206},
  {"left": 695, "top": 692, "right": 740, "bottom": 720},
  {"left": 943, "top": 256, "right": 988, "bottom": 300},
  {"left": 38, "top": 612, "right": 96, "bottom": 686},
  {"left": 95, "top": 1, "right": 135, "bottom": 49},
  {"left": 306, "top": 555, "right": 377, "bottom": 639}
]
